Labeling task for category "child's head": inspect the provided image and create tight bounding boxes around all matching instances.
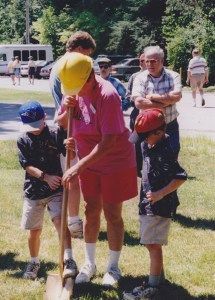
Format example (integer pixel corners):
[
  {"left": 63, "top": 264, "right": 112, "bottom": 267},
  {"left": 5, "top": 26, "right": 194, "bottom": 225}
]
[
  {"left": 19, "top": 101, "right": 46, "bottom": 135},
  {"left": 134, "top": 109, "right": 166, "bottom": 145}
]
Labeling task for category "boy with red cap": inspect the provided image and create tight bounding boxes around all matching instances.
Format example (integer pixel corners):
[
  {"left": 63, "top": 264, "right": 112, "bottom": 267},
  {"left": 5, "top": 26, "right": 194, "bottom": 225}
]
[{"left": 124, "top": 108, "right": 187, "bottom": 300}]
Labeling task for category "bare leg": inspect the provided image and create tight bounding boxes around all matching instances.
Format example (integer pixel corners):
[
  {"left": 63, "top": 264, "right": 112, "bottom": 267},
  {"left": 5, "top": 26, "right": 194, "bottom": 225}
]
[
  {"left": 146, "top": 244, "right": 163, "bottom": 275},
  {"left": 84, "top": 196, "right": 102, "bottom": 243},
  {"left": 103, "top": 202, "right": 124, "bottom": 251},
  {"left": 53, "top": 216, "right": 71, "bottom": 249},
  {"left": 28, "top": 229, "right": 42, "bottom": 257},
  {"left": 68, "top": 177, "right": 81, "bottom": 217}
]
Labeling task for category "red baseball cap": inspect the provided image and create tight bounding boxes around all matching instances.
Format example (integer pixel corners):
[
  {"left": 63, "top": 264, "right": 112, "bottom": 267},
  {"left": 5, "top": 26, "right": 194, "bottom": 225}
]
[
  {"left": 129, "top": 109, "right": 166, "bottom": 143},
  {"left": 135, "top": 109, "right": 165, "bottom": 133}
]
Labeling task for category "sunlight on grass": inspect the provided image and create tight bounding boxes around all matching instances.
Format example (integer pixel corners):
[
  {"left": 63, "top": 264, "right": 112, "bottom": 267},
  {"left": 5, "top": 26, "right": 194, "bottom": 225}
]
[
  {"left": 0, "top": 88, "right": 52, "bottom": 105},
  {"left": 0, "top": 137, "right": 214, "bottom": 299}
]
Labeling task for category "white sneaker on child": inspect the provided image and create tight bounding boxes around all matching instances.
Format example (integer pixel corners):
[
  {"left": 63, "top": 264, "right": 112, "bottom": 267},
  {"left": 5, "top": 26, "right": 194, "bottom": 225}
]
[
  {"left": 23, "top": 261, "right": 40, "bottom": 280},
  {"left": 75, "top": 263, "right": 96, "bottom": 284},
  {"left": 63, "top": 258, "right": 78, "bottom": 279},
  {"left": 102, "top": 265, "right": 121, "bottom": 286},
  {"left": 123, "top": 284, "right": 158, "bottom": 300},
  {"left": 68, "top": 219, "right": 83, "bottom": 238}
]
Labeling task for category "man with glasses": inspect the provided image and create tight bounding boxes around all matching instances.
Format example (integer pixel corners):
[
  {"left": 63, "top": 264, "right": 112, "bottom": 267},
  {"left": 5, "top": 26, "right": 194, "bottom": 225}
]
[
  {"left": 97, "top": 57, "right": 130, "bottom": 111},
  {"left": 132, "top": 46, "right": 182, "bottom": 157}
]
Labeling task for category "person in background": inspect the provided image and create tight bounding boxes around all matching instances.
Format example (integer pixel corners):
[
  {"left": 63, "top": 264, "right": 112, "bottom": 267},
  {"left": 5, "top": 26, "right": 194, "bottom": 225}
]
[
  {"left": 97, "top": 57, "right": 131, "bottom": 111},
  {"left": 7, "top": 57, "right": 15, "bottom": 85},
  {"left": 13, "top": 56, "right": 21, "bottom": 85},
  {"left": 50, "top": 31, "right": 96, "bottom": 238},
  {"left": 28, "top": 56, "right": 36, "bottom": 85},
  {"left": 186, "top": 48, "right": 209, "bottom": 107},
  {"left": 17, "top": 101, "right": 78, "bottom": 280},
  {"left": 132, "top": 46, "right": 182, "bottom": 158},
  {"left": 123, "top": 109, "right": 187, "bottom": 300},
  {"left": 126, "top": 53, "right": 146, "bottom": 177}
]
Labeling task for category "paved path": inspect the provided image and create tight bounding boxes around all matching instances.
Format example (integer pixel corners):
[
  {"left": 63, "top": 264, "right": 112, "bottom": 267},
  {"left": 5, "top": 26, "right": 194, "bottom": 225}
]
[{"left": 0, "top": 77, "right": 215, "bottom": 141}]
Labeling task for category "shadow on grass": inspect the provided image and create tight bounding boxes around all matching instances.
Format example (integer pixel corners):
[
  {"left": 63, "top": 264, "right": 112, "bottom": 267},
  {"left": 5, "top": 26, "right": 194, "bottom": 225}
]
[
  {"left": 98, "top": 231, "right": 140, "bottom": 246},
  {"left": 187, "top": 176, "right": 197, "bottom": 181},
  {"left": 0, "top": 251, "right": 57, "bottom": 279},
  {"left": 73, "top": 275, "right": 215, "bottom": 299},
  {"left": 174, "top": 213, "right": 215, "bottom": 231}
]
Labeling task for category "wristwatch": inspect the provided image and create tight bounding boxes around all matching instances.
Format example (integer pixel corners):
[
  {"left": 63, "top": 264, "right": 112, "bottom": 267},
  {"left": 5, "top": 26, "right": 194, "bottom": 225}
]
[{"left": 38, "top": 171, "right": 45, "bottom": 181}]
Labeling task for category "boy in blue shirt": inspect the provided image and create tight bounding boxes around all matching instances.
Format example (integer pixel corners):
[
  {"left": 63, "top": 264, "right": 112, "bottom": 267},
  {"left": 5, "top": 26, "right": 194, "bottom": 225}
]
[{"left": 124, "top": 109, "right": 187, "bottom": 299}]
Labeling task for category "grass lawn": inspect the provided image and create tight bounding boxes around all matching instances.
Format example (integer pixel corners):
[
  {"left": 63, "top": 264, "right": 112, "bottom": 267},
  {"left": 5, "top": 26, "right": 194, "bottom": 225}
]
[
  {"left": 0, "top": 88, "right": 52, "bottom": 105},
  {"left": 0, "top": 137, "right": 214, "bottom": 300}
]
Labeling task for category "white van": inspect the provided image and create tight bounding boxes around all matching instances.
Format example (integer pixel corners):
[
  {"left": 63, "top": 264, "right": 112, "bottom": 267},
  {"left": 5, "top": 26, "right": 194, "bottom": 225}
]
[{"left": 0, "top": 44, "right": 53, "bottom": 74}]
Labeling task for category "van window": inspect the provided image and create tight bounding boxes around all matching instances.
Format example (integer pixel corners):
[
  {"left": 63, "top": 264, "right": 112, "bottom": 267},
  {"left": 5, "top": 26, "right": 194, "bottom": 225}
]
[
  {"left": 0, "top": 53, "right": 6, "bottom": 61},
  {"left": 39, "top": 50, "right": 46, "bottom": 60},
  {"left": 30, "top": 50, "right": 37, "bottom": 60},
  {"left": 22, "top": 50, "right": 29, "bottom": 61},
  {"left": 13, "top": 50, "right": 21, "bottom": 59}
]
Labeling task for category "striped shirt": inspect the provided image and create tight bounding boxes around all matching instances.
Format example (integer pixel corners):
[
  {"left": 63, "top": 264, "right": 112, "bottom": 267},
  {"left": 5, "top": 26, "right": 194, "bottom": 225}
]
[
  {"left": 132, "top": 68, "right": 182, "bottom": 124},
  {"left": 188, "top": 56, "right": 208, "bottom": 75}
]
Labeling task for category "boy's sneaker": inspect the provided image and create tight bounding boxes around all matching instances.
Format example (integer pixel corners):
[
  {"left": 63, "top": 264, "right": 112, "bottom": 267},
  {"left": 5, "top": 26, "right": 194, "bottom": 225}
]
[
  {"left": 63, "top": 258, "right": 78, "bottom": 279},
  {"left": 102, "top": 265, "right": 121, "bottom": 286},
  {"left": 68, "top": 219, "right": 83, "bottom": 238},
  {"left": 123, "top": 284, "right": 158, "bottom": 300},
  {"left": 202, "top": 98, "right": 205, "bottom": 106},
  {"left": 75, "top": 263, "right": 96, "bottom": 284},
  {"left": 23, "top": 261, "right": 40, "bottom": 280}
]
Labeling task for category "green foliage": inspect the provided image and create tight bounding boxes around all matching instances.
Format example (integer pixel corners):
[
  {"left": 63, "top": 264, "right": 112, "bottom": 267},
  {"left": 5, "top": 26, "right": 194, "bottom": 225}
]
[
  {"left": 0, "top": 0, "right": 214, "bottom": 84},
  {"left": 163, "top": 0, "right": 215, "bottom": 84},
  {"left": 61, "top": 11, "right": 106, "bottom": 54}
]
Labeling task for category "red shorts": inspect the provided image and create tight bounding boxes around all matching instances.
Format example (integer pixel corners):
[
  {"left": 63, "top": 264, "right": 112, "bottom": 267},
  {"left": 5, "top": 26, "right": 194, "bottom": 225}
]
[{"left": 79, "top": 167, "right": 138, "bottom": 203}]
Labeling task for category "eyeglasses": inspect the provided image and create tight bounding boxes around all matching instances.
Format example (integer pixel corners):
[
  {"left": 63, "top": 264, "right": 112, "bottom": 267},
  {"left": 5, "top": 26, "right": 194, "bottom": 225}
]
[
  {"left": 145, "top": 59, "right": 159, "bottom": 64},
  {"left": 99, "top": 65, "right": 109, "bottom": 69}
]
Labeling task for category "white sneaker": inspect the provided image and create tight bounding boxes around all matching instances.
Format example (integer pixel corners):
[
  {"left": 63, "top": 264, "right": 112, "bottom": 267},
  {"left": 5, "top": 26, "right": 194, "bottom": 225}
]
[
  {"left": 63, "top": 258, "right": 78, "bottom": 279},
  {"left": 68, "top": 219, "right": 83, "bottom": 239},
  {"left": 75, "top": 263, "right": 96, "bottom": 284},
  {"left": 23, "top": 261, "right": 40, "bottom": 280},
  {"left": 123, "top": 285, "right": 158, "bottom": 300},
  {"left": 102, "top": 265, "right": 121, "bottom": 286},
  {"left": 192, "top": 101, "right": 196, "bottom": 107}
]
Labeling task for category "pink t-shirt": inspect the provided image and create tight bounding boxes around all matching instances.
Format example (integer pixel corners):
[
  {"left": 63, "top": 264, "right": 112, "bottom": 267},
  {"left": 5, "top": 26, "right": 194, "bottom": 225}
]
[{"left": 63, "top": 76, "right": 136, "bottom": 174}]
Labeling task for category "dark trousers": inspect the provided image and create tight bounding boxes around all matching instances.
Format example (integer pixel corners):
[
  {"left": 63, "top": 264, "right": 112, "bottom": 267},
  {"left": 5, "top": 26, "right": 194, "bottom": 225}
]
[{"left": 166, "top": 118, "right": 180, "bottom": 158}]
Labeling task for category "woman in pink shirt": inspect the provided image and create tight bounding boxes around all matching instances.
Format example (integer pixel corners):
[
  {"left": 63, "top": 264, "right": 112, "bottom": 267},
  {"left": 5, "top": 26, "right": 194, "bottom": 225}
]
[{"left": 57, "top": 53, "right": 138, "bottom": 286}]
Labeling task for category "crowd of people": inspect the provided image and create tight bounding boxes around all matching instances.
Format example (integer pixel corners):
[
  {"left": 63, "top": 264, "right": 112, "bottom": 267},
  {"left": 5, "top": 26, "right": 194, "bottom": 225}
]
[{"left": 17, "top": 31, "right": 212, "bottom": 299}]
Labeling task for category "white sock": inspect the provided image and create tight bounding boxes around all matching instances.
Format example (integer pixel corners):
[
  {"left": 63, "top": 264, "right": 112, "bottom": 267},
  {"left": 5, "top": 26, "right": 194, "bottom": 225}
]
[
  {"left": 107, "top": 250, "right": 121, "bottom": 269},
  {"left": 64, "top": 248, "right": 73, "bottom": 261},
  {"left": 68, "top": 216, "right": 80, "bottom": 224},
  {"left": 85, "top": 243, "right": 96, "bottom": 266},
  {"left": 31, "top": 257, "right": 40, "bottom": 264}
]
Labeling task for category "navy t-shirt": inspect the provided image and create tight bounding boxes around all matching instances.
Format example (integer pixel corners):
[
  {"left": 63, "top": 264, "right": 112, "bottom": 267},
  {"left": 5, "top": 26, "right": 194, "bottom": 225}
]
[
  {"left": 17, "top": 126, "right": 66, "bottom": 200},
  {"left": 139, "top": 135, "right": 187, "bottom": 218}
]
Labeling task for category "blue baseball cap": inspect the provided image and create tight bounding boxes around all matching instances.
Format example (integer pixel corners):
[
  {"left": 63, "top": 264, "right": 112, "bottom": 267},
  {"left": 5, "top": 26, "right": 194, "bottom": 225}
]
[{"left": 19, "top": 101, "right": 45, "bottom": 132}]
